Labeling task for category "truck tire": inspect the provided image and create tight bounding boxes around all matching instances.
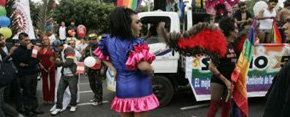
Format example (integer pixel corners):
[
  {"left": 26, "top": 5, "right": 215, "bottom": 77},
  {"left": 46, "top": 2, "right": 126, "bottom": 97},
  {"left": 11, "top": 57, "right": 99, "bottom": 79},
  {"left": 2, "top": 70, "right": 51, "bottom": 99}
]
[{"left": 152, "top": 76, "right": 174, "bottom": 107}]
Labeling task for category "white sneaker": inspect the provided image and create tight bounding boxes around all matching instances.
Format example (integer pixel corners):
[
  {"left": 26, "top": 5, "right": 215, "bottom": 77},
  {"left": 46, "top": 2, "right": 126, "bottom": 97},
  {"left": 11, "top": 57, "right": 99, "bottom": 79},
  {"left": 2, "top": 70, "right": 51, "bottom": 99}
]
[
  {"left": 50, "top": 105, "right": 56, "bottom": 112},
  {"left": 70, "top": 106, "right": 77, "bottom": 112},
  {"left": 51, "top": 109, "right": 62, "bottom": 116},
  {"left": 91, "top": 101, "right": 102, "bottom": 106}
]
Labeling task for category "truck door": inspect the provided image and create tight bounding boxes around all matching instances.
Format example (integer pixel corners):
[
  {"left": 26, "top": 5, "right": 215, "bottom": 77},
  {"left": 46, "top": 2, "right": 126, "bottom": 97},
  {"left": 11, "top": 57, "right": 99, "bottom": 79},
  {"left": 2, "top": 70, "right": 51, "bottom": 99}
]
[{"left": 139, "top": 14, "right": 180, "bottom": 73}]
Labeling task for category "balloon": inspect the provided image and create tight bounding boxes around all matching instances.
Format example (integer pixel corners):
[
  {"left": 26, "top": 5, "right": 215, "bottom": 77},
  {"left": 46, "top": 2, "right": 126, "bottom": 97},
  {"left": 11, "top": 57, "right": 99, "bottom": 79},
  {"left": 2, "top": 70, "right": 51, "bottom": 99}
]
[
  {"left": 0, "top": 27, "right": 12, "bottom": 39},
  {"left": 77, "top": 25, "right": 87, "bottom": 39},
  {"left": 0, "top": 6, "right": 6, "bottom": 16},
  {"left": 91, "top": 58, "right": 101, "bottom": 69},
  {"left": 253, "top": 1, "right": 268, "bottom": 16},
  {"left": 0, "top": 16, "right": 10, "bottom": 27},
  {"left": 0, "top": 0, "right": 6, "bottom": 7},
  {"left": 68, "top": 30, "right": 75, "bottom": 37},
  {"left": 84, "top": 56, "right": 96, "bottom": 67}
]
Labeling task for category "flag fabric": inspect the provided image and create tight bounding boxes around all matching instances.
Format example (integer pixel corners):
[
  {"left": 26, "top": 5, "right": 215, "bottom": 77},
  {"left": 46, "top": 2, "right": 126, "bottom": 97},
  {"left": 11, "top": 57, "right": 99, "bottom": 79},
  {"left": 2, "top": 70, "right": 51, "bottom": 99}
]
[
  {"left": 117, "top": 0, "right": 142, "bottom": 11},
  {"left": 31, "top": 46, "right": 39, "bottom": 58},
  {"left": 76, "top": 62, "right": 85, "bottom": 74},
  {"left": 231, "top": 20, "right": 258, "bottom": 117},
  {"left": 273, "top": 21, "right": 282, "bottom": 43}
]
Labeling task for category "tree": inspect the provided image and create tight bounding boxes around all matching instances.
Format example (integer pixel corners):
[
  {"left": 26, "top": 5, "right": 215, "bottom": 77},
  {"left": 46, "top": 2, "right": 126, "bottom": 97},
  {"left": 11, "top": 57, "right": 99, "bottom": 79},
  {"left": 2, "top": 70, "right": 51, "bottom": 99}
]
[{"left": 52, "top": 0, "right": 115, "bottom": 35}]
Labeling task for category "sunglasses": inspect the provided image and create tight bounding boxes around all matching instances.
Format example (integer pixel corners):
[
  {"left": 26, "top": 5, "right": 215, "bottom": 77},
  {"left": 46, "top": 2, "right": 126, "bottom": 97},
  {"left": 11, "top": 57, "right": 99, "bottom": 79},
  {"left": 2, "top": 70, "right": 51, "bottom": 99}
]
[{"left": 89, "top": 38, "right": 97, "bottom": 40}]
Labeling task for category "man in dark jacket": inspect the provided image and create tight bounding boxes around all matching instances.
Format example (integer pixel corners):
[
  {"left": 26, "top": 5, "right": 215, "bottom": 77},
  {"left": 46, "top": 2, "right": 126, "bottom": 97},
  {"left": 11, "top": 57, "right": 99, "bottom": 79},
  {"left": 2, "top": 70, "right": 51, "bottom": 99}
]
[
  {"left": 11, "top": 33, "right": 42, "bottom": 116},
  {"left": 0, "top": 33, "right": 24, "bottom": 117},
  {"left": 233, "top": 2, "right": 253, "bottom": 31},
  {"left": 51, "top": 40, "right": 78, "bottom": 115},
  {"left": 83, "top": 34, "right": 103, "bottom": 105}
]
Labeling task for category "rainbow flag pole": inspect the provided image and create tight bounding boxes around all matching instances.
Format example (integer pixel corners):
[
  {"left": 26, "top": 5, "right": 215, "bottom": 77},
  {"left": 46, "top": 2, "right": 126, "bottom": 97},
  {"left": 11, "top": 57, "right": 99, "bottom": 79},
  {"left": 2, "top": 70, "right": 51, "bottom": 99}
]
[
  {"left": 231, "top": 20, "right": 258, "bottom": 117},
  {"left": 117, "top": 0, "right": 142, "bottom": 11},
  {"left": 272, "top": 20, "right": 282, "bottom": 43}
]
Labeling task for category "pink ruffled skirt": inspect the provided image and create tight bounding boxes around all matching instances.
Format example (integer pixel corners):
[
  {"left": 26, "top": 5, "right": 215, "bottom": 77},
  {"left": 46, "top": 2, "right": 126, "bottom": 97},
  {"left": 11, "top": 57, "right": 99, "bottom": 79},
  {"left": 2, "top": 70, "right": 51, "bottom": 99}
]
[{"left": 111, "top": 94, "right": 159, "bottom": 113}]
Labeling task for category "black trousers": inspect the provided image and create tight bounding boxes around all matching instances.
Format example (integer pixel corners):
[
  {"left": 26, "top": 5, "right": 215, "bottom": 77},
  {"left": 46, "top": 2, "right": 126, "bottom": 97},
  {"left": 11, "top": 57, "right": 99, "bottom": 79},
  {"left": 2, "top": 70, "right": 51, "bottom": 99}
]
[
  {"left": 19, "top": 73, "right": 39, "bottom": 112},
  {"left": 88, "top": 69, "right": 103, "bottom": 102},
  {"left": 56, "top": 76, "right": 78, "bottom": 109},
  {"left": 0, "top": 87, "right": 19, "bottom": 117}
]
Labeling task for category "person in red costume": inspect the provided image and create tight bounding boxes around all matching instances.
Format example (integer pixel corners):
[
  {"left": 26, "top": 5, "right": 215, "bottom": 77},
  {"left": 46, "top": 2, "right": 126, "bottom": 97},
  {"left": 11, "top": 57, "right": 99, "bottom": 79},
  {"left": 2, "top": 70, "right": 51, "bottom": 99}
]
[{"left": 39, "top": 34, "right": 56, "bottom": 104}]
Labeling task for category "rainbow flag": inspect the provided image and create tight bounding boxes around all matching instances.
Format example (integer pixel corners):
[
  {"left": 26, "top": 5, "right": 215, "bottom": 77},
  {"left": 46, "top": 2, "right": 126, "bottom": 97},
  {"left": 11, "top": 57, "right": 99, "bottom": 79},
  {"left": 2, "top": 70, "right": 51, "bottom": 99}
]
[
  {"left": 117, "top": 0, "right": 142, "bottom": 11},
  {"left": 273, "top": 21, "right": 282, "bottom": 43},
  {"left": 231, "top": 20, "right": 258, "bottom": 117}
]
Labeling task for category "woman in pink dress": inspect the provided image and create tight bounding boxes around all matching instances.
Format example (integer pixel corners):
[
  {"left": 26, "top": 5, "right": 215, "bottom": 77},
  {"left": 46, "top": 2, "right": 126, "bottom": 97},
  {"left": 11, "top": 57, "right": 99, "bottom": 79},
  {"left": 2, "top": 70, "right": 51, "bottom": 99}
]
[{"left": 39, "top": 34, "right": 56, "bottom": 103}]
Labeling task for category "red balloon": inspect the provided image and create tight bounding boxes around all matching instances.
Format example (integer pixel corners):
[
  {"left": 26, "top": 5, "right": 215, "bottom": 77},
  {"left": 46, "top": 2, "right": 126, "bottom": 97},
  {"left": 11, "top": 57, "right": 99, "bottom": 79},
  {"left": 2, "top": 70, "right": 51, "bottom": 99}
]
[
  {"left": 0, "top": 0, "right": 6, "bottom": 6},
  {"left": 77, "top": 25, "right": 87, "bottom": 39}
]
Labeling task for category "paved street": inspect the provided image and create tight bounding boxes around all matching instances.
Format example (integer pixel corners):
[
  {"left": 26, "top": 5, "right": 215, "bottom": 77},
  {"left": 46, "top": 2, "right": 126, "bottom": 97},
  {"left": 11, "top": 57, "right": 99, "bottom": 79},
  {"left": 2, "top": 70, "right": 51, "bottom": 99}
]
[{"left": 36, "top": 75, "right": 266, "bottom": 117}]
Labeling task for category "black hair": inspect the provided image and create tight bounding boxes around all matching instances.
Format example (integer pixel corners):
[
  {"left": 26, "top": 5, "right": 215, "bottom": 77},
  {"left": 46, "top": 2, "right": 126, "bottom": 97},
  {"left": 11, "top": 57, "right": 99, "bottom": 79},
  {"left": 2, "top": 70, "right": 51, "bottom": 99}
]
[
  {"left": 219, "top": 17, "right": 236, "bottom": 37},
  {"left": 238, "top": 2, "right": 246, "bottom": 7},
  {"left": 268, "top": 0, "right": 278, "bottom": 3},
  {"left": 109, "top": 7, "right": 137, "bottom": 39},
  {"left": 0, "top": 33, "right": 4, "bottom": 38},
  {"left": 149, "top": 25, "right": 157, "bottom": 36},
  {"left": 214, "top": 4, "right": 228, "bottom": 23},
  {"left": 284, "top": 0, "right": 290, "bottom": 7},
  {"left": 19, "top": 32, "right": 29, "bottom": 40}
]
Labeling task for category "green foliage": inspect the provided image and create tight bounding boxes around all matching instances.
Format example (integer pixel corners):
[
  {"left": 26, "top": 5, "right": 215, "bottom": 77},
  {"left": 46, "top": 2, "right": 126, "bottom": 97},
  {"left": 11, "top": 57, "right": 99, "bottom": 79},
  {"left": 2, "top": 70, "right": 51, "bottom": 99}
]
[
  {"left": 29, "top": 1, "right": 42, "bottom": 28},
  {"left": 52, "top": 0, "right": 115, "bottom": 35}
]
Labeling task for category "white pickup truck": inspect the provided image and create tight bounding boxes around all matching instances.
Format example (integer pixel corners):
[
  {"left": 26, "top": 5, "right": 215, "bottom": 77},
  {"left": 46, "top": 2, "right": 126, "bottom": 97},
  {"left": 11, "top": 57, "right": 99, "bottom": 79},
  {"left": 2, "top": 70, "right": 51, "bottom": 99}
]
[{"left": 107, "top": 7, "right": 286, "bottom": 107}]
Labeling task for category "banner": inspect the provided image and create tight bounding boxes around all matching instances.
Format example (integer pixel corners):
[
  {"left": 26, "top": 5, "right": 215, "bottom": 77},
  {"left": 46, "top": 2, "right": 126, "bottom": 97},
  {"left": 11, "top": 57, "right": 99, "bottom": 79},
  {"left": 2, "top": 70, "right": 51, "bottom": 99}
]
[
  {"left": 12, "top": 0, "right": 36, "bottom": 39},
  {"left": 187, "top": 44, "right": 290, "bottom": 101}
]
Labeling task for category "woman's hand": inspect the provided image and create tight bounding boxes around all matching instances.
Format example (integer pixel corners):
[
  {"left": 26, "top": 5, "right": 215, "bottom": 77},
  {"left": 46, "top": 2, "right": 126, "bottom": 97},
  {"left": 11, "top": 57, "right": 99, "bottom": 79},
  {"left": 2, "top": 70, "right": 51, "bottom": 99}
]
[
  {"left": 224, "top": 79, "right": 231, "bottom": 90},
  {"left": 137, "top": 61, "right": 154, "bottom": 77}
]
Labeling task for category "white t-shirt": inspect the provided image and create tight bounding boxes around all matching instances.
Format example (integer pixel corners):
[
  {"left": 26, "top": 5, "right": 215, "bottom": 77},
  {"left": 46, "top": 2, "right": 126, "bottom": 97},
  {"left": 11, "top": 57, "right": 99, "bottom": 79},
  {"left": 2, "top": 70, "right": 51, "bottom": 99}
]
[
  {"left": 49, "top": 34, "right": 57, "bottom": 45},
  {"left": 59, "top": 26, "right": 66, "bottom": 40},
  {"left": 76, "top": 43, "right": 88, "bottom": 52},
  {"left": 259, "top": 8, "right": 277, "bottom": 30}
]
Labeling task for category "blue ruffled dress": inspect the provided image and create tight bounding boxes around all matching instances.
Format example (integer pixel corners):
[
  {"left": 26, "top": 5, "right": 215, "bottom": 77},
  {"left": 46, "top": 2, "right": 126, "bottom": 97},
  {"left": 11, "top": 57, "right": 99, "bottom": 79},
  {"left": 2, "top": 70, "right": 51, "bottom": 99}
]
[{"left": 94, "top": 36, "right": 159, "bottom": 113}]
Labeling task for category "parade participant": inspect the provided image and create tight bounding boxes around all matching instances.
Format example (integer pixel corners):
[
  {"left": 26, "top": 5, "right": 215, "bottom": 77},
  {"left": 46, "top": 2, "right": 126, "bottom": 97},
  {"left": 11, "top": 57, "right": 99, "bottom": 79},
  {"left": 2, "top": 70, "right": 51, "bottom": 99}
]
[
  {"left": 0, "top": 33, "right": 23, "bottom": 117},
  {"left": 263, "top": 17, "right": 290, "bottom": 117},
  {"left": 58, "top": 21, "right": 67, "bottom": 43},
  {"left": 94, "top": 7, "right": 159, "bottom": 117},
  {"left": 39, "top": 34, "right": 56, "bottom": 104},
  {"left": 67, "top": 21, "right": 77, "bottom": 37},
  {"left": 50, "top": 40, "right": 71, "bottom": 113},
  {"left": 68, "top": 40, "right": 82, "bottom": 61},
  {"left": 11, "top": 32, "right": 44, "bottom": 116},
  {"left": 206, "top": 17, "right": 238, "bottom": 117},
  {"left": 233, "top": 2, "right": 253, "bottom": 31},
  {"left": 258, "top": 0, "right": 278, "bottom": 43},
  {"left": 83, "top": 34, "right": 103, "bottom": 106},
  {"left": 76, "top": 37, "right": 88, "bottom": 54},
  {"left": 51, "top": 39, "right": 79, "bottom": 115},
  {"left": 68, "top": 39, "right": 81, "bottom": 103}
]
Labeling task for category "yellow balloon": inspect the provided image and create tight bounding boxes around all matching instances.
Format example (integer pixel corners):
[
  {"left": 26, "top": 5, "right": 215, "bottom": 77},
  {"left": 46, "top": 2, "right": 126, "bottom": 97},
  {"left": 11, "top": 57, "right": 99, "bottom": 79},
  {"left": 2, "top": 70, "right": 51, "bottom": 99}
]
[{"left": 0, "top": 27, "right": 12, "bottom": 39}]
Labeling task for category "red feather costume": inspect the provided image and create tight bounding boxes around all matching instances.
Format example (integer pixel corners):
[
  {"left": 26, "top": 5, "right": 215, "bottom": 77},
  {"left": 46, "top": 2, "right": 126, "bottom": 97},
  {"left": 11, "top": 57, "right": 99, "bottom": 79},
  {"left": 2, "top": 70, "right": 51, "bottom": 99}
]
[{"left": 164, "top": 23, "right": 228, "bottom": 64}]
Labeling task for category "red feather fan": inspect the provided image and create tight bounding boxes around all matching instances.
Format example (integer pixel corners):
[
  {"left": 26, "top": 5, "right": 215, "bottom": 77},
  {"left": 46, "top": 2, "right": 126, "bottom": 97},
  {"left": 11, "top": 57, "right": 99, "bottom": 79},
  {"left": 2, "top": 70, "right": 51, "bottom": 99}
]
[
  {"left": 178, "top": 29, "right": 227, "bottom": 58},
  {"left": 165, "top": 23, "right": 228, "bottom": 64}
]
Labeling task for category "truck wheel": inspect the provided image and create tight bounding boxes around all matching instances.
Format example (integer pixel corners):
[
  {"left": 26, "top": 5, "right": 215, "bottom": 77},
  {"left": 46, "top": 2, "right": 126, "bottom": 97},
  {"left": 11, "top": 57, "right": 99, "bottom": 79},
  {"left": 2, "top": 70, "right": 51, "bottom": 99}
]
[{"left": 152, "top": 76, "right": 174, "bottom": 107}]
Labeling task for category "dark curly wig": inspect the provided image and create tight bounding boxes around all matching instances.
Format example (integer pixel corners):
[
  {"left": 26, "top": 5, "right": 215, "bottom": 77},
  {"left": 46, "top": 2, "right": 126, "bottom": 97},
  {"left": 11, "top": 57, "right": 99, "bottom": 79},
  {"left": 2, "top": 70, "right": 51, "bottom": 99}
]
[{"left": 109, "top": 7, "right": 137, "bottom": 40}]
